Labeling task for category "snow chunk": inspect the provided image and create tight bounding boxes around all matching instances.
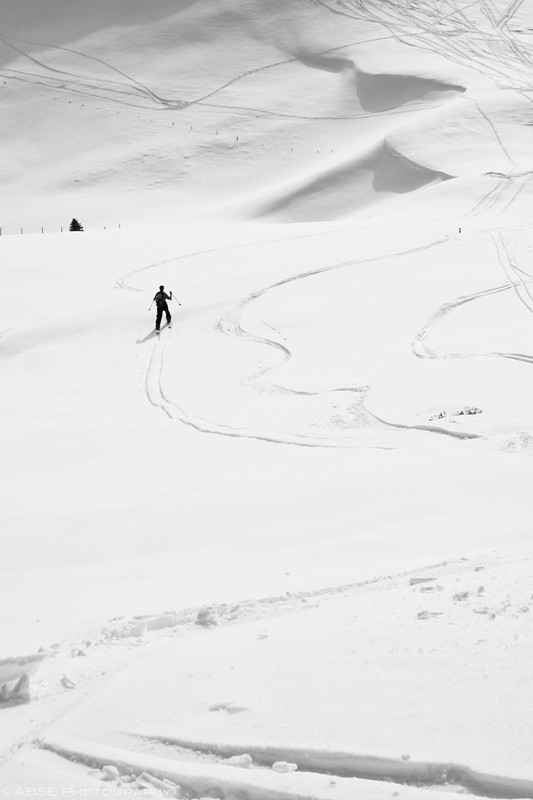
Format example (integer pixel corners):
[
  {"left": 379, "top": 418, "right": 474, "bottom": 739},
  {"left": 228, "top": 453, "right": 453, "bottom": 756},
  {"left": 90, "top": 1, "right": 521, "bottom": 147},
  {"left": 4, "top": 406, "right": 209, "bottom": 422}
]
[
  {"left": 121, "top": 619, "right": 148, "bottom": 638},
  {"left": 195, "top": 607, "right": 218, "bottom": 628},
  {"left": 87, "top": 768, "right": 104, "bottom": 780},
  {"left": 136, "top": 772, "right": 181, "bottom": 795},
  {"left": 225, "top": 753, "right": 253, "bottom": 768},
  {"left": 147, "top": 613, "right": 180, "bottom": 631},
  {"left": 0, "top": 653, "right": 45, "bottom": 703},
  {"left": 272, "top": 761, "right": 298, "bottom": 773},
  {"left": 102, "top": 765, "right": 120, "bottom": 781}
]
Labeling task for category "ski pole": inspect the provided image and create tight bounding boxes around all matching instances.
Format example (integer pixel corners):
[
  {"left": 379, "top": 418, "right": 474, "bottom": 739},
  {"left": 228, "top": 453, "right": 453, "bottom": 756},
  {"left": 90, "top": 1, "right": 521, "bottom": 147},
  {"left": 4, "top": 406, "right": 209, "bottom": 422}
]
[{"left": 148, "top": 301, "right": 153, "bottom": 311}]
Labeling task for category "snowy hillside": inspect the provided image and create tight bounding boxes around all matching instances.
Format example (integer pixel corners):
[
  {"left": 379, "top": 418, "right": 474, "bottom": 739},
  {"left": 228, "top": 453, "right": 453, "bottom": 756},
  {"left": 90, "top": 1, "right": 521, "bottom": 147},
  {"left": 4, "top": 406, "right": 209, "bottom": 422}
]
[
  {"left": 2, "top": 0, "right": 533, "bottom": 798},
  {"left": 3, "top": 0, "right": 533, "bottom": 231}
]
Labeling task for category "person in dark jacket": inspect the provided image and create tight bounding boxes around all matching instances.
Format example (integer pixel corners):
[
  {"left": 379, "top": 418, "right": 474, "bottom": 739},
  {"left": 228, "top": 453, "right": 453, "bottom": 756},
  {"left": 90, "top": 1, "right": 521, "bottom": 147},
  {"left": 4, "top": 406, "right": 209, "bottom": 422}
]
[{"left": 153, "top": 285, "right": 172, "bottom": 332}]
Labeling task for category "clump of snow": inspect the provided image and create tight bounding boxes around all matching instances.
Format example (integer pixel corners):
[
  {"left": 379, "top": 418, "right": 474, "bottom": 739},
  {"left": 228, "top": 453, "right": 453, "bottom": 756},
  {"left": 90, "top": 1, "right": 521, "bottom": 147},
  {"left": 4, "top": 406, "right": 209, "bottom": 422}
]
[
  {"left": 87, "top": 768, "right": 104, "bottom": 779},
  {"left": 429, "top": 406, "right": 482, "bottom": 421},
  {"left": 0, "top": 673, "right": 30, "bottom": 703},
  {"left": 196, "top": 608, "right": 218, "bottom": 628},
  {"left": 147, "top": 613, "right": 181, "bottom": 632},
  {"left": 225, "top": 753, "right": 253, "bottom": 768},
  {"left": 136, "top": 772, "right": 180, "bottom": 795},
  {"left": 0, "top": 653, "right": 45, "bottom": 704},
  {"left": 102, "top": 765, "right": 120, "bottom": 781},
  {"left": 60, "top": 674, "right": 76, "bottom": 690},
  {"left": 272, "top": 761, "right": 298, "bottom": 773},
  {"left": 121, "top": 620, "right": 148, "bottom": 638}
]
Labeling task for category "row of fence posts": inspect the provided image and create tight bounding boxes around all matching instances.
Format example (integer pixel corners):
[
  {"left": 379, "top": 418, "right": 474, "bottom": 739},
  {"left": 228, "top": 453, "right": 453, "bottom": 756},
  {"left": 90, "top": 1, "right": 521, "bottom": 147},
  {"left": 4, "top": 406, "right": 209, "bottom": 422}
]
[{"left": 0, "top": 224, "right": 122, "bottom": 235}]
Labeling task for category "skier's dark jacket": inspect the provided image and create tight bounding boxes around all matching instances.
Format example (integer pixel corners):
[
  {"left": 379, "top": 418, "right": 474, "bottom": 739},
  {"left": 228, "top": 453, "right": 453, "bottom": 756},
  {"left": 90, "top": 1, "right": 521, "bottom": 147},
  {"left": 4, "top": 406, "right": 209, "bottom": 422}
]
[{"left": 154, "top": 290, "right": 171, "bottom": 307}]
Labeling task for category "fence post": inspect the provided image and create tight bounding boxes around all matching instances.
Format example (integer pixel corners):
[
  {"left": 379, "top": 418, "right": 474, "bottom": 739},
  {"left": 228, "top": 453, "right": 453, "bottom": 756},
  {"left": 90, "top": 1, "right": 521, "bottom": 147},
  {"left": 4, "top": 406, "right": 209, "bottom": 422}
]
[
  {"left": 41, "top": 227, "right": 44, "bottom": 234},
  {"left": 20, "top": 228, "right": 23, "bottom": 235}
]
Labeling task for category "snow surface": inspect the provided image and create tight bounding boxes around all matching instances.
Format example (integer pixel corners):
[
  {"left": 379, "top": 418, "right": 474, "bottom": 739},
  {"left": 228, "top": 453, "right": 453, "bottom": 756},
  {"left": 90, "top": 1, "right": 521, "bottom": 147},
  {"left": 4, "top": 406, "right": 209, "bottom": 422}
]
[{"left": 2, "top": 0, "right": 533, "bottom": 796}]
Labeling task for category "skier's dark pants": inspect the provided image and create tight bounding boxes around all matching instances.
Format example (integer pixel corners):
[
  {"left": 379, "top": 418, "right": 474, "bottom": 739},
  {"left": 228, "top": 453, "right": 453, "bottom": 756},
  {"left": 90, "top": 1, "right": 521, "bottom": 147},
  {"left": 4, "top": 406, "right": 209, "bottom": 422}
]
[{"left": 155, "top": 303, "right": 171, "bottom": 331}]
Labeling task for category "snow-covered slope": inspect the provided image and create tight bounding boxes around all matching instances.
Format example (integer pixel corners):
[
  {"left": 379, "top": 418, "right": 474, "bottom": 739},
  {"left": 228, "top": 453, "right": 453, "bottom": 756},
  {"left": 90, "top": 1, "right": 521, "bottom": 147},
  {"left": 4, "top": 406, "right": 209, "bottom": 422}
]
[
  {"left": 3, "top": 0, "right": 532, "bottom": 230},
  {"left": 3, "top": 0, "right": 533, "bottom": 796}
]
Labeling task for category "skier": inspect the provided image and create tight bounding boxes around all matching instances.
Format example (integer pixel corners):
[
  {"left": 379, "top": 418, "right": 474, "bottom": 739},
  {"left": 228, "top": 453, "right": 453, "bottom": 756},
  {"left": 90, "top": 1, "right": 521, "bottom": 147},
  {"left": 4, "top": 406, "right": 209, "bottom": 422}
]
[{"left": 153, "top": 285, "right": 172, "bottom": 333}]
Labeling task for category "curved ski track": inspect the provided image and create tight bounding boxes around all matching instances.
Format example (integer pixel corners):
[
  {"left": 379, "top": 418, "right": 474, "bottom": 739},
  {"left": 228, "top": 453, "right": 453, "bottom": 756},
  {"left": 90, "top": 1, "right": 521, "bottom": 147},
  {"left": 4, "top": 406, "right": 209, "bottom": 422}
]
[
  {"left": 309, "top": 0, "right": 533, "bottom": 93},
  {"left": 31, "top": 552, "right": 533, "bottom": 800},
  {"left": 132, "top": 208, "right": 533, "bottom": 447},
  {"left": 0, "top": 30, "right": 456, "bottom": 120},
  {"left": 122, "top": 233, "right": 499, "bottom": 449},
  {"left": 413, "top": 230, "right": 533, "bottom": 366}
]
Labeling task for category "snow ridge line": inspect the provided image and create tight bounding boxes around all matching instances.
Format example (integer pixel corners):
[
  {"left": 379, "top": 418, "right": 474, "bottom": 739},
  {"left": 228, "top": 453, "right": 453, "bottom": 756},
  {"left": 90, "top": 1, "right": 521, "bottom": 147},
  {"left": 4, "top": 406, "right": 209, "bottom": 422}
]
[{"left": 38, "top": 734, "right": 533, "bottom": 799}]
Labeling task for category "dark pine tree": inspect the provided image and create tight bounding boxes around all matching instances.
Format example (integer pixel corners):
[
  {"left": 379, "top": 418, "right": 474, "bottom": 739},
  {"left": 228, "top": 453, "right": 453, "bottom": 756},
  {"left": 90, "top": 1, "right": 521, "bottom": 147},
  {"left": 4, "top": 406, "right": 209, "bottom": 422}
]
[{"left": 69, "top": 218, "right": 84, "bottom": 232}]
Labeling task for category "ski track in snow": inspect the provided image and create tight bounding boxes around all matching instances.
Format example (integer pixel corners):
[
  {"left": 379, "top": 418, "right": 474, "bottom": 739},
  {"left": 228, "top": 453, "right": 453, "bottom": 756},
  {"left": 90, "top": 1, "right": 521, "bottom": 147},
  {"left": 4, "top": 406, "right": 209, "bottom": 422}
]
[
  {"left": 10, "top": 551, "right": 532, "bottom": 798},
  {"left": 0, "top": 560, "right": 478, "bottom": 772},
  {"left": 124, "top": 209, "right": 533, "bottom": 447},
  {"left": 129, "top": 174, "right": 533, "bottom": 445},
  {"left": 310, "top": 0, "right": 533, "bottom": 92},
  {"left": 9, "top": 555, "right": 533, "bottom": 799},
  {"left": 116, "top": 734, "right": 533, "bottom": 798},
  {"left": 36, "top": 733, "right": 533, "bottom": 800},
  {"left": 413, "top": 228, "right": 533, "bottom": 364},
  {"left": 4, "top": 2, "right": 533, "bottom": 795},
  {"left": 124, "top": 232, "right": 481, "bottom": 449},
  {"left": 216, "top": 238, "right": 491, "bottom": 443},
  {"left": 0, "top": 30, "right": 460, "bottom": 120}
]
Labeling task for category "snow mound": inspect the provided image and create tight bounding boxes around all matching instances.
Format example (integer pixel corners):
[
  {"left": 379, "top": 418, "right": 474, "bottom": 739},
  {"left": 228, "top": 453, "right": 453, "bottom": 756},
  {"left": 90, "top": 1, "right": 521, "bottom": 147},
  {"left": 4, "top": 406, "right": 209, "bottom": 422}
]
[
  {"left": 0, "top": 653, "right": 46, "bottom": 703},
  {"left": 239, "top": 141, "right": 451, "bottom": 222}
]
